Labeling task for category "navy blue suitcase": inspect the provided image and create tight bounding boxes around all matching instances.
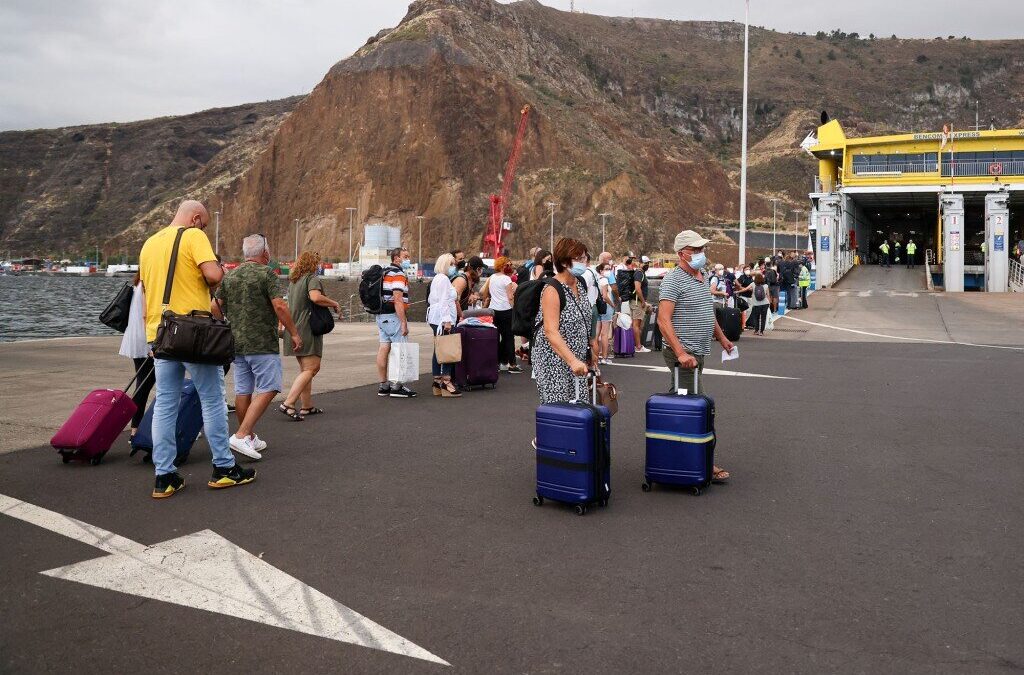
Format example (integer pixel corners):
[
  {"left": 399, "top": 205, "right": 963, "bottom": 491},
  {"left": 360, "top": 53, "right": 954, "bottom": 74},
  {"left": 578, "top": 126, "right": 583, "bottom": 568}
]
[
  {"left": 643, "top": 368, "right": 715, "bottom": 495},
  {"left": 534, "top": 377, "right": 611, "bottom": 516},
  {"left": 129, "top": 379, "right": 203, "bottom": 466}
]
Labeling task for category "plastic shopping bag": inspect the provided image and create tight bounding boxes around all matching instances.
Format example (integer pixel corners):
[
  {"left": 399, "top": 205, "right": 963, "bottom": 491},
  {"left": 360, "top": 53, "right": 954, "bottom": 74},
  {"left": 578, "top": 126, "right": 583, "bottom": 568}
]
[{"left": 387, "top": 341, "right": 420, "bottom": 383}]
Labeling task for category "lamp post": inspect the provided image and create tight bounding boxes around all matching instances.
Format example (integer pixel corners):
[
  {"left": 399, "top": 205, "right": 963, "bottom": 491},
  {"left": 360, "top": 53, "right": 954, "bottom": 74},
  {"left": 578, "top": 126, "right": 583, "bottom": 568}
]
[
  {"left": 213, "top": 210, "right": 220, "bottom": 255},
  {"left": 598, "top": 212, "right": 611, "bottom": 253},
  {"left": 737, "top": 0, "right": 751, "bottom": 267},
  {"left": 416, "top": 215, "right": 424, "bottom": 276},
  {"left": 293, "top": 218, "right": 300, "bottom": 262},
  {"left": 546, "top": 202, "right": 558, "bottom": 252},
  {"left": 793, "top": 209, "right": 804, "bottom": 250},
  {"left": 346, "top": 207, "right": 357, "bottom": 274},
  {"left": 770, "top": 198, "right": 780, "bottom": 255}
]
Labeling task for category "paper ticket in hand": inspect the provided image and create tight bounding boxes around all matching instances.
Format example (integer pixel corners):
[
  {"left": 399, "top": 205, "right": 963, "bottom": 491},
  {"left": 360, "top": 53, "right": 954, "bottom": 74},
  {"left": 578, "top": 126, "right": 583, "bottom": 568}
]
[{"left": 721, "top": 346, "right": 739, "bottom": 362}]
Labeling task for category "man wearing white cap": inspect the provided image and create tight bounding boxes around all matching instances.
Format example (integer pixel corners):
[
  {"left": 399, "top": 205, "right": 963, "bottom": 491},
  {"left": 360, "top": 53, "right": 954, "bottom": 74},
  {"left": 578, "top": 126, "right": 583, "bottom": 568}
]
[{"left": 656, "top": 230, "right": 732, "bottom": 482}]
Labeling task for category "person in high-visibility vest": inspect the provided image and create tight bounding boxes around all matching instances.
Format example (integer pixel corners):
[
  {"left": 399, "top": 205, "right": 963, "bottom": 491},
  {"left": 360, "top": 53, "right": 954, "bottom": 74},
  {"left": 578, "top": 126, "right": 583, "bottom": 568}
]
[
  {"left": 798, "top": 262, "right": 811, "bottom": 308},
  {"left": 906, "top": 239, "right": 917, "bottom": 269},
  {"left": 879, "top": 241, "right": 890, "bottom": 268}
]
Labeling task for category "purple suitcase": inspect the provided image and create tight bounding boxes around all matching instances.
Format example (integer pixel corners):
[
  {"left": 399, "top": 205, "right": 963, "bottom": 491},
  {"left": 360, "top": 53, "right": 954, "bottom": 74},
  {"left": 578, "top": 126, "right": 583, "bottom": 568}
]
[
  {"left": 453, "top": 324, "right": 499, "bottom": 389},
  {"left": 613, "top": 325, "right": 635, "bottom": 357},
  {"left": 51, "top": 388, "right": 137, "bottom": 465}
]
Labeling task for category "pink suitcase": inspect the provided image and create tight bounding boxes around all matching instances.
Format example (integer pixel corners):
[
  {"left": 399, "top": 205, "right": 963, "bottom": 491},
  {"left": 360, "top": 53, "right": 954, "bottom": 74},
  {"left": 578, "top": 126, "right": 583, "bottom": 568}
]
[{"left": 51, "top": 386, "right": 138, "bottom": 466}]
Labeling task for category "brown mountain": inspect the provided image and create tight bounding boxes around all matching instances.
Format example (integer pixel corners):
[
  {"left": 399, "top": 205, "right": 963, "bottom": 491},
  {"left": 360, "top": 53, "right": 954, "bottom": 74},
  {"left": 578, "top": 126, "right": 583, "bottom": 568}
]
[{"left": 3, "top": 0, "right": 1022, "bottom": 259}]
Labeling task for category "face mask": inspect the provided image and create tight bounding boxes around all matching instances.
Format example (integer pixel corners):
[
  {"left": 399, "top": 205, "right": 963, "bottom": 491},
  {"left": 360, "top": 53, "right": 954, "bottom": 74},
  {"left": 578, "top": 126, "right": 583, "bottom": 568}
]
[
  {"left": 543, "top": 260, "right": 554, "bottom": 271},
  {"left": 447, "top": 265, "right": 457, "bottom": 277},
  {"left": 642, "top": 264, "right": 650, "bottom": 271},
  {"left": 687, "top": 252, "right": 707, "bottom": 269},
  {"left": 510, "top": 273, "right": 518, "bottom": 283},
  {"left": 401, "top": 260, "right": 411, "bottom": 270},
  {"left": 571, "top": 262, "right": 587, "bottom": 276}
]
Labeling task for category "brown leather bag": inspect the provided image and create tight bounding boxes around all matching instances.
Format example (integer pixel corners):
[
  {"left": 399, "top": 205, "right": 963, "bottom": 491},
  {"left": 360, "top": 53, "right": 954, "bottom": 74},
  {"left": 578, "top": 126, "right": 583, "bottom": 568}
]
[{"left": 595, "top": 376, "right": 618, "bottom": 416}]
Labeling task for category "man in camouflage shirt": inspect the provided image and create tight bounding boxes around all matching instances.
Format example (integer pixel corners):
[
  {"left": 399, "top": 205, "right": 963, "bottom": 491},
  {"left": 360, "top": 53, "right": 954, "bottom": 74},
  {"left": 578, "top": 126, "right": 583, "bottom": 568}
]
[{"left": 213, "top": 234, "right": 301, "bottom": 460}]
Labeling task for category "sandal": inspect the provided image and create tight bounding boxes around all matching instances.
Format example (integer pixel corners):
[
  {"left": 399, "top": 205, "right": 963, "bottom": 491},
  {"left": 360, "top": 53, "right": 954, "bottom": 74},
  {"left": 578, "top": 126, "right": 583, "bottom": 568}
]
[
  {"left": 712, "top": 467, "right": 731, "bottom": 484},
  {"left": 278, "top": 403, "right": 304, "bottom": 421},
  {"left": 299, "top": 407, "right": 324, "bottom": 416}
]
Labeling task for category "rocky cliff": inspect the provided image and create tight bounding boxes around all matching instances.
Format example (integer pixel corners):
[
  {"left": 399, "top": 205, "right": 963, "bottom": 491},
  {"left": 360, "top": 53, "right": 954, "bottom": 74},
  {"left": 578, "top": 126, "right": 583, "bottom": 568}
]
[{"left": 3, "top": 0, "right": 1022, "bottom": 259}]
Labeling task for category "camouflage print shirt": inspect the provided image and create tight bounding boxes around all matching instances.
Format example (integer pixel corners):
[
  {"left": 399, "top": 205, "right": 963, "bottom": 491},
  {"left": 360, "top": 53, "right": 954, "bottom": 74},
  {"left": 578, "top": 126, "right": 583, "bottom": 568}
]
[{"left": 215, "top": 261, "right": 280, "bottom": 355}]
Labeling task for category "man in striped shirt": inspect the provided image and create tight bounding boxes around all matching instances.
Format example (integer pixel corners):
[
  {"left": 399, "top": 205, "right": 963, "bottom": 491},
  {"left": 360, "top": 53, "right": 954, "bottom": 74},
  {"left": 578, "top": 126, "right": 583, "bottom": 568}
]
[
  {"left": 376, "top": 247, "right": 417, "bottom": 398},
  {"left": 657, "top": 229, "right": 733, "bottom": 482}
]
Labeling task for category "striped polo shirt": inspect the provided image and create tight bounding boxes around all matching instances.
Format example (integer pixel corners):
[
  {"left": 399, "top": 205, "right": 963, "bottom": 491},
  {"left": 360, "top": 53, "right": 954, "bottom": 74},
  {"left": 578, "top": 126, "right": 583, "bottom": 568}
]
[
  {"left": 659, "top": 267, "right": 716, "bottom": 356},
  {"left": 382, "top": 264, "right": 410, "bottom": 310}
]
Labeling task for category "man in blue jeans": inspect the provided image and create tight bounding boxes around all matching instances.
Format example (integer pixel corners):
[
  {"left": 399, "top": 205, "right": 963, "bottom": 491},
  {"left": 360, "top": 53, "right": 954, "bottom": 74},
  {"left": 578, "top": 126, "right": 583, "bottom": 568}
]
[
  {"left": 138, "top": 200, "right": 256, "bottom": 499},
  {"left": 376, "top": 247, "right": 417, "bottom": 398}
]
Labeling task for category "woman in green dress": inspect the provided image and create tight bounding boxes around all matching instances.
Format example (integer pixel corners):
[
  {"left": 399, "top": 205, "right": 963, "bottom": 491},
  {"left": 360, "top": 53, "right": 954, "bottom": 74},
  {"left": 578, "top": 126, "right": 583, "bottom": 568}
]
[{"left": 280, "top": 251, "right": 340, "bottom": 420}]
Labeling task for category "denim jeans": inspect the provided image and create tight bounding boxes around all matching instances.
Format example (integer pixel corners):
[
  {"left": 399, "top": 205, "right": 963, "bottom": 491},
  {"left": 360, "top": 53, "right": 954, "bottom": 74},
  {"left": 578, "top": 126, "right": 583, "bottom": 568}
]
[
  {"left": 153, "top": 358, "right": 234, "bottom": 476},
  {"left": 429, "top": 323, "right": 449, "bottom": 377}
]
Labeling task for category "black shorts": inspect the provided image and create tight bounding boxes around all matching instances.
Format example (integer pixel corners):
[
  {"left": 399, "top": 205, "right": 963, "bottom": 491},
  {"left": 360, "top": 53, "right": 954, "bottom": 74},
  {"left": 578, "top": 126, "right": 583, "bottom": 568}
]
[{"left": 768, "top": 285, "right": 780, "bottom": 299}]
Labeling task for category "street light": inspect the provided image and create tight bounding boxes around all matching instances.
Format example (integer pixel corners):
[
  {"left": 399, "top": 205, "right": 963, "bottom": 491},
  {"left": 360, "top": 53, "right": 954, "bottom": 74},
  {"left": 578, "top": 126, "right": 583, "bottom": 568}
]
[
  {"left": 793, "top": 209, "right": 804, "bottom": 250},
  {"left": 213, "top": 210, "right": 220, "bottom": 255},
  {"left": 416, "top": 215, "right": 424, "bottom": 275},
  {"left": 546, "top": 202, "right": 558, "bottom": 252},
  {"left": 598, "top": 212, "right": 611, "bottom": 253},
  {"left": 346, "top": 207, "right": 357, "bottom": 273},
  {"left": 293, "top": 218, "right": 300, "bottom": 262},
  {"left": 737, "top": 0, "right": 751, "bottom": 267},
  {"left": 770, "top": 198, "right": 780, "bottom": 255}
]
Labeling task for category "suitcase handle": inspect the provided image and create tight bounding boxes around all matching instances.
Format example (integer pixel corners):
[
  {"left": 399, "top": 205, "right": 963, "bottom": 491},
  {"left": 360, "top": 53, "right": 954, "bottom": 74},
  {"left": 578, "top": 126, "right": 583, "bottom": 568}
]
[
  {"left": 572, "top": 372, "right": 599, "bottom": 406},
  {"left": 673, "top": 366, "right": 699, "bottom": 395}
]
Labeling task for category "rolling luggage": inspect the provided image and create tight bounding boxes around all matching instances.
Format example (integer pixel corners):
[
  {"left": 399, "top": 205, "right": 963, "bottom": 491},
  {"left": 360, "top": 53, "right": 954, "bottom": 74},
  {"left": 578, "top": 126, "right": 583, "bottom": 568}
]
[
  {"left": 613, "top": 325, "right": 635, "bottom": 357},
  {"left": 715, "top": 305, "right": 742, "bottom": 342},
  {"left": 534, "top": 376, "right": 611, "bottom": 516},
  {"left": 453, "top": 325, "right": 499, "bottom": 390},
  {"left": 51, "top": 373, "right": 142, "bottom": 465},
  {"left": 129, "top": 379, "right": 203, "bottom": 466},
  {"left": 641, "top": 308, "right": 662, "bottom": 351},
  {"left": 643, "top": 368, "right": 715, "bottom": 495}
]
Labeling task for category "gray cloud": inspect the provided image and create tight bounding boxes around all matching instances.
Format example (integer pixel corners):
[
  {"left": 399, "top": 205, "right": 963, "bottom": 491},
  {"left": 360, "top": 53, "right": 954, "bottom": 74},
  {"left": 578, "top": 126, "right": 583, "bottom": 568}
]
[{"left": 1, "top": 0, "right": 1021, "bottom": 131}]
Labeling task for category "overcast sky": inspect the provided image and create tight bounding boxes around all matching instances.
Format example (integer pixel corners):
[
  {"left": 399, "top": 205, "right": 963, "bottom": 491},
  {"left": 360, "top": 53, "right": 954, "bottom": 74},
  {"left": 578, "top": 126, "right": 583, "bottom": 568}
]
[{"left": 2, "top": 0, "right": 1021, "bottom": 131}]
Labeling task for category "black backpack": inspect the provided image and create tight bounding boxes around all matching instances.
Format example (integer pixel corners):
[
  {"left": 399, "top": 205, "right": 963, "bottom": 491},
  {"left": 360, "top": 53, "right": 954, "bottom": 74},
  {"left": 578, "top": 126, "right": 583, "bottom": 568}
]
[
  {"left": 765, "top": 268, "right": 779, "bottom": 286},
  {"left": 512, "top": 278, "right": 565, "bottom": 339},
  {"left": 359, "top": 265, "right": 386, "bottom": 314},
  {"left": 615, "top": 269, "right": 635, "bottom": 302},
  {"left": 754, "top": 284, "right": 766, "bottom": 302}
]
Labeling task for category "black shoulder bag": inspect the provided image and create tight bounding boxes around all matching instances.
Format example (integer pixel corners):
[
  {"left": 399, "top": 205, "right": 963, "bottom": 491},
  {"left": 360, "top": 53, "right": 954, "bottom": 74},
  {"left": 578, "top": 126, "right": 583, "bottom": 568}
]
[
  {"left": 152, "top": 228, "right": 235, "bottom": 365},
  {"left": 308, "top": 275, "right": 335, "bottom": 336},
  {"left": 99, "top": 281, "right": 134, "bottom": 333}
]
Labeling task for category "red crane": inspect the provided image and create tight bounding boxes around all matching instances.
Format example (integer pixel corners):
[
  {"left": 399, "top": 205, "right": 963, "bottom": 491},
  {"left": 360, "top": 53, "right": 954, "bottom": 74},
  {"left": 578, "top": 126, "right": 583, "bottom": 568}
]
[{"left": 483, "top": 104, "right": 531, "bottom": 259}]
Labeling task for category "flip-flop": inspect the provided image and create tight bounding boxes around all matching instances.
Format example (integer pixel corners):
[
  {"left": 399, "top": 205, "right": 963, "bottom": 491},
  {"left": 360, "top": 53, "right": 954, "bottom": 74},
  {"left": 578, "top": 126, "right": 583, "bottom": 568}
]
[{"left": 712, "top": 468, "right": 731, "bottom": 484}]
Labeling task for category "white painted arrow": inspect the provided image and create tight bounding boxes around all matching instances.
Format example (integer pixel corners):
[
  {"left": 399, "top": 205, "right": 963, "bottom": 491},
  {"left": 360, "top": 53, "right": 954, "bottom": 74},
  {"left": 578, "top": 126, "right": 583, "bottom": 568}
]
[
  {"left": 603, "top": 361, "right": 798, "bottom": 380},
  {"left": 0, "top": 493, "right": 449, "bottom": 666}
]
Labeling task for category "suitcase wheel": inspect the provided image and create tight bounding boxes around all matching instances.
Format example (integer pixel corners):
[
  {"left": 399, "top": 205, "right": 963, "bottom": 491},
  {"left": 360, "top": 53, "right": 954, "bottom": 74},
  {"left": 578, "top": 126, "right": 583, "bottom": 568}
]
[
  {"left": 61, "top": 454, "right": 71, "bottom": 464},
  {"left": 692, "top": 486, "right": 703, "bottom": 496},
  {"left": 532, "top": 496, "right": 544, "bottom": 507},
  {"left": 574, "top": 504, "right": 587, "bottom": 516},
  {"left": 597, "top": 499, "right": 608, "bottom": 508},
  {"left": 89, "top": 454, "right": 104, "bottom": 466},
  {"left": 641, "top": 481, "right": 652, "bottom": 492}
]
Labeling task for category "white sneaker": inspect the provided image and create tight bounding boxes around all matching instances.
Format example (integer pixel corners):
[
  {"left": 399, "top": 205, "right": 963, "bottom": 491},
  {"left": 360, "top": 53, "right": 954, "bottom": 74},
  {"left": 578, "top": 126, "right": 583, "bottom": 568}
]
[
  {"left": 251, "top": 434, "right": 268, "bottom": 451},
  {"left": 229, "top": 434, "right": 262, "bottom": 460},
  {"left": 636, "top": 346, "right": 652, "bottom": 353},
  {"left": 500, "top": 364, "right": 509, "bottom": 372}
]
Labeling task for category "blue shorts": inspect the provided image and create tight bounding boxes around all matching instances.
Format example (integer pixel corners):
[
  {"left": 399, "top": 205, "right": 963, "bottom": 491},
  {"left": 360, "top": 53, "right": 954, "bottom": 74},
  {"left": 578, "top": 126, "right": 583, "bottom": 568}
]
[
  {"left": 376, "top": 313, "right": 407, "bottom": 344},
  {"left": 232, "top": 353, "right": 283, "bottom": 396}
]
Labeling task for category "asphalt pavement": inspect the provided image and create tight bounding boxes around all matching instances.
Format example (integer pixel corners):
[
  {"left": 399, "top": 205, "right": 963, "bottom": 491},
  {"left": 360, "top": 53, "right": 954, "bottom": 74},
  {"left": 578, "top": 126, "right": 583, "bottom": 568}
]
[{"left": 2, "top": 328, "right": 1022, "bottom": 673}]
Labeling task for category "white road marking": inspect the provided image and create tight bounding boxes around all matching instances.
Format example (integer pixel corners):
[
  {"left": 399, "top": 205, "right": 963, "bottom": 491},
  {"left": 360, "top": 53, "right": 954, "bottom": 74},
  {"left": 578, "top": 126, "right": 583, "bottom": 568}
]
[
  {"left": 604, "top": 362, "right": 798, "bottom": 380},
  {"left": 0, "top": 493, "right": 449, "bottom": 666},
  {"left": 775, "top": 314, "right": 1024, "bottom": 352}
]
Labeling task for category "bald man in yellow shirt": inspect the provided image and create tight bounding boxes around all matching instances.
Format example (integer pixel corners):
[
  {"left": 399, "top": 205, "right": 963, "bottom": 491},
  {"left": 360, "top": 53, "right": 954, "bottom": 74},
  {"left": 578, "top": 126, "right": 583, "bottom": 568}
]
[{"left": 138, "top": 200, "right": 256, "bottom": 499}]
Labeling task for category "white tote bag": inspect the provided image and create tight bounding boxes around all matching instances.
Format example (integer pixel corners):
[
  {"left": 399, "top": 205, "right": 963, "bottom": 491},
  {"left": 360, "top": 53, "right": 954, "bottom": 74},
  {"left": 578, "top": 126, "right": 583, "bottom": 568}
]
[
  {"left": 387, "top": 341, "right": 420, "bottom": 383},
  {"left": 615, "top": 311, "right": 632, "bottom": 331}
]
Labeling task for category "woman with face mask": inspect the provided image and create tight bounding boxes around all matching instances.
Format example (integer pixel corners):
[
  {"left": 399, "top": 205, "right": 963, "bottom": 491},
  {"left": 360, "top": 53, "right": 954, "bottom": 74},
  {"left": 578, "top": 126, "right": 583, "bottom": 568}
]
[
  {"left": 532, "top": 238, "right": 599, "bottom": 405},
  {"left": 594, "top": 262, "right": 616, "bottom": 364},
  {"left": 531, "top": 249, "right": 554, "bottom": 280},
  {"left": 426, "top": 252, "right": 463, "bottom": 397},
  {"left": 487, "top": 256, "right": 520, "bottom": 373}
]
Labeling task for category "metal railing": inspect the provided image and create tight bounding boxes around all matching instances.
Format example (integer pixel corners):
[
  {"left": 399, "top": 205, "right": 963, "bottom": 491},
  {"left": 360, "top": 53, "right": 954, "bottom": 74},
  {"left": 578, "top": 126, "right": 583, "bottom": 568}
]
[
  {"left": 852, "top": 161, "right": 939, "bottom": 175},
  {"left": 924, "top": 249, "right": 935, "bottom": 291},
  {"left": 1010, "top": 258, "right": 1024, "bottom": 293},
  {"left": 813, "top": 176, "right": 838, "bottom": 194},
  {"left": 941, "top": 160, "right": 1024, "bottom": 178}
]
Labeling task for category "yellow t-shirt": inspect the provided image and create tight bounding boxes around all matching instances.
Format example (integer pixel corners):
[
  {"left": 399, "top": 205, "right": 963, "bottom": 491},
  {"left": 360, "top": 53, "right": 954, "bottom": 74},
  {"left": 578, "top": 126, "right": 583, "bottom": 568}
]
[{"left": 139, "top": 225, "right": 218, "bottom": 342}]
